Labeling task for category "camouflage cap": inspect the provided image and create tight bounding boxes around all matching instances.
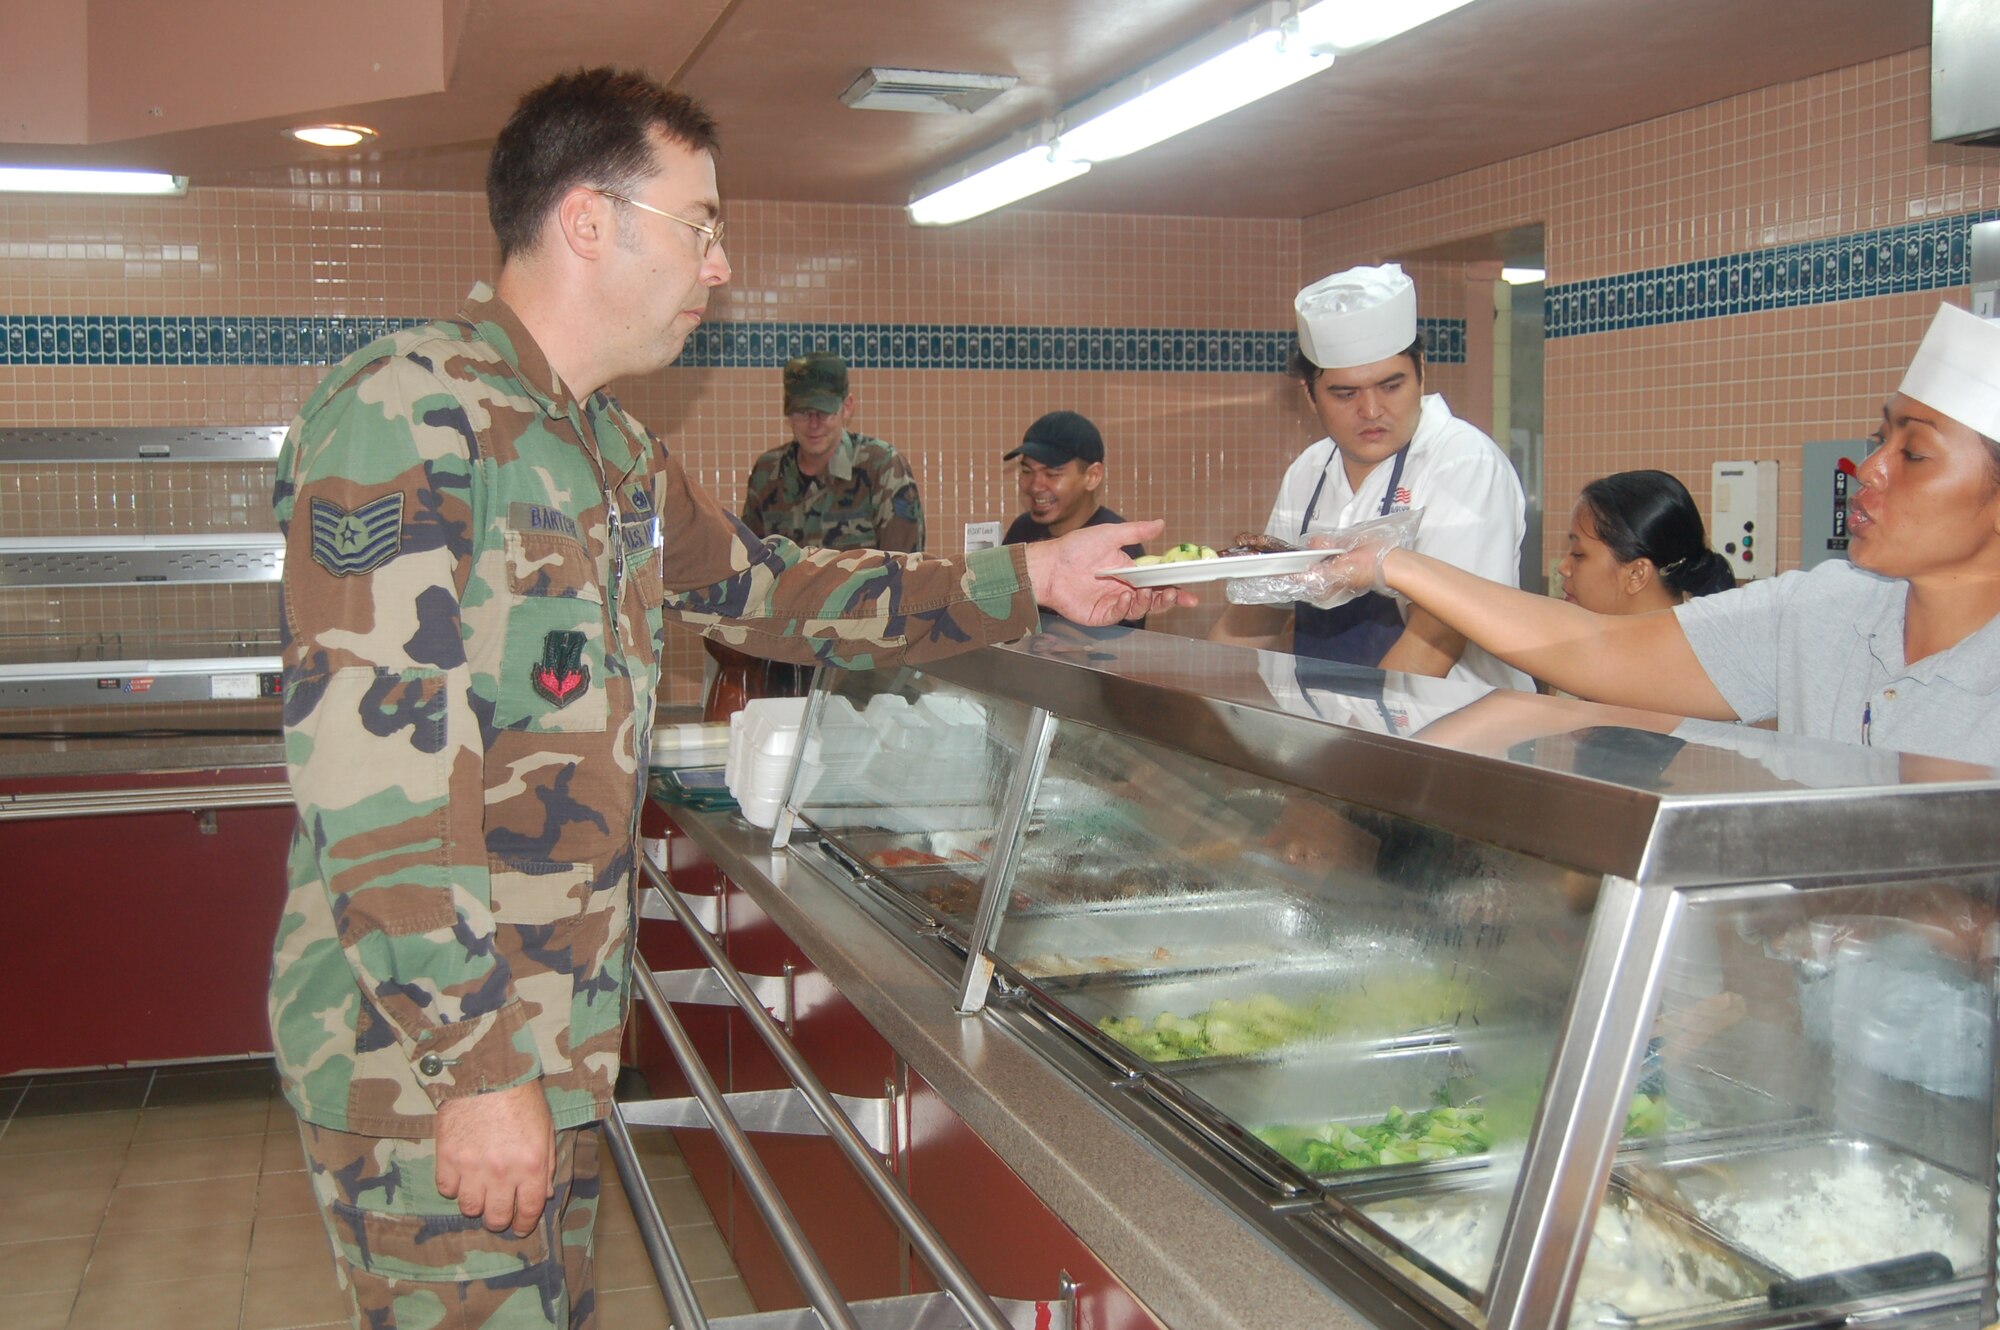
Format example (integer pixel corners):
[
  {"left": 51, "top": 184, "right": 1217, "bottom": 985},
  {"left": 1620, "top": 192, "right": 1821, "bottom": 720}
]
[{"left": 784, "top": 351, "right": 849, "bottom": 415}]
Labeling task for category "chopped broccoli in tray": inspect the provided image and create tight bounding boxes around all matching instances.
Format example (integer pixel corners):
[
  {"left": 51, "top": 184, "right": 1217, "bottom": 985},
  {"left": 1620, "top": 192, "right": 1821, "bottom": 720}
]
[
  {"left": 1094, "top": 993, "right": 1343, "bottom": 1062},
  {"left": 1256, "top": 1105, "right": 1494, "bottom": 1172},
  {"left": 1257, "top": 1093, "right": 1686, "bottom": 1175}
]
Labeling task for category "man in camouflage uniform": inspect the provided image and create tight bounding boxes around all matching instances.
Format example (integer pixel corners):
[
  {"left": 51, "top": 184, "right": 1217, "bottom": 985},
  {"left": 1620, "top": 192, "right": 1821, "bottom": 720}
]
[
  {"left": 742, "top": 350, "right": 925, "bottom": 553},
  {"left": 272, "top": 68, "right": 1184, "bottom": 1330},
  {"left": 724, "top": 350, "right": 924, "bottom": 698}
]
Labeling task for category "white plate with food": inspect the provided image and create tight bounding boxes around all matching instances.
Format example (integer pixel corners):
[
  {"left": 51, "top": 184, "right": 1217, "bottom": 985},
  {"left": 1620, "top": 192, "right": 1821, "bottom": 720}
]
[{"left": 1095, "top": 547, "right": 1332, "bottom": 587}]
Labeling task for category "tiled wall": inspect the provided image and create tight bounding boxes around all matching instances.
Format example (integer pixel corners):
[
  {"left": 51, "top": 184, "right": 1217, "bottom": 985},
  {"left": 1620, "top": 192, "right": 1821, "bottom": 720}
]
[
  {"left": 7, "top": 44, "right": 1992, "bottom": 711},
  {"left": 1302, "top": 46, "right": 2000, "bottom": 577}
]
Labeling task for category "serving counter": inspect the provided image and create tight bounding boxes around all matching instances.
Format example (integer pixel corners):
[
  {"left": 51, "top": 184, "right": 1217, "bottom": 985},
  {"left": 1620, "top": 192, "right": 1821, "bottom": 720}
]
[
  {"left": 0, "top": 704, "right": 288, "bottom": 1074},
  {"left": 640, "top": 625, "right": 2000, "bottom": 1330}
]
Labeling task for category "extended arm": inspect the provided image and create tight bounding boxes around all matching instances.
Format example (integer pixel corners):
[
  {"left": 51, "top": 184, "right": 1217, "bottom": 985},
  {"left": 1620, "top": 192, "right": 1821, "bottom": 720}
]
[
  {"left": 1379, "top": 548, "right": 1737, "bottom": 718},
  {"left": 653, "top": 452, "right": 1187, "bottom": 655}
]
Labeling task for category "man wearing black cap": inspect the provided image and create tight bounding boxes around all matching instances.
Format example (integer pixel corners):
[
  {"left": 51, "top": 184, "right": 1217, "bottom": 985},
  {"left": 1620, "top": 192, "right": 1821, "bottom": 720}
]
[
  {"left": 742, "top": 350, "right": 925, "bottom": 553},
  {"left": 1002, "top": 411, "right": 1143, "bottom": 551},
  {"left": 1004, "top": 411, "right": 1146, "bottom": 626}
]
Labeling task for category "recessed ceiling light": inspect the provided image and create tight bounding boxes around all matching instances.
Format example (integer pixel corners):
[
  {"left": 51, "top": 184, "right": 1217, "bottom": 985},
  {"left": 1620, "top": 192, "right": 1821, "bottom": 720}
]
[{"left": 284, "top": 124, "right": 378, "bottom": 149}]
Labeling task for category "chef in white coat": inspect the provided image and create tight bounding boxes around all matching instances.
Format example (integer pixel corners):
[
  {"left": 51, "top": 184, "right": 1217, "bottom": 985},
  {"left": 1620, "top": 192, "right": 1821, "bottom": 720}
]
[{"left": 1213, "top": 263, "right": 1531, "bottom": 691}]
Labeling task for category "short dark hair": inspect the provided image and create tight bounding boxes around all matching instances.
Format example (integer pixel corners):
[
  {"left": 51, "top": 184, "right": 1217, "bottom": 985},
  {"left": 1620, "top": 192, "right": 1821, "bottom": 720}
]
[
  {"left": 1288, "top": 336, "right": 1425, "bottom": 398},
  {"left": 1577, "top": 470, "right": 1735, "bottom": 599},
  {"left": 486, "top": 67, "right": 721, "bottom": 263}
]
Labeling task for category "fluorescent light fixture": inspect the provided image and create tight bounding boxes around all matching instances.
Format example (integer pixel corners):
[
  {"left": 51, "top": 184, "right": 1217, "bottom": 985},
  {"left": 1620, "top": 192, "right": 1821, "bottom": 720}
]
[
  {"left": 1295, "top": 0, "right": 1481, "bottom": 55},
  {"left": 1502, "top": 267, "right": 1547, "bottom": 285},
  {"left": 283, "top": 124, "right": 379, "bottom": 149},
  {"left": 1054, "top": 27, "right": 1333, "bottom": 165},
  {"left": 0, "top": 167, "right": 187, "bottom": 196},
  {"left": 907, "top": 145, "right": 1090, "bottom": 227},
  {"left": 911, "top": 0, "right": 1345, "bottom": 225}
]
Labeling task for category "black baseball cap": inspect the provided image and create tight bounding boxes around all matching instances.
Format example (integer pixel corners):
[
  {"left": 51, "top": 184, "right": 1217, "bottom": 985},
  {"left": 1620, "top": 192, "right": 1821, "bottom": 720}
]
[{"left": 1004, "top": 410, "right": 1103, "bottom": 467}]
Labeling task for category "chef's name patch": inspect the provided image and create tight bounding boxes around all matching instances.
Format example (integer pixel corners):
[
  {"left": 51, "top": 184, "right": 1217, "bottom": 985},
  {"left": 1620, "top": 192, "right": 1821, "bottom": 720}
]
[
  {"left": 507, "top": 502, "right": 580, "bottom": 540},
  {"left": 309, "top": 492, "right": 404, "bottom": 577}
]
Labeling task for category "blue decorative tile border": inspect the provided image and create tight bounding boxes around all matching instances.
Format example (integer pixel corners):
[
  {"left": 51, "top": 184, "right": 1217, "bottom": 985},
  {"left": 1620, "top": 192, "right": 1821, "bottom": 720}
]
[
  {"left": 683, "top": 314, "right": 1468, "bottom": 370},
  {"left": 0, "top": 313, "right": 1467, "bottom": 369},
  {"left": 1544, "top": 208, "right": 2000, "bottom": 339},
  {"left": 0, "top": 315, "right": 426, "bottom": 366}
]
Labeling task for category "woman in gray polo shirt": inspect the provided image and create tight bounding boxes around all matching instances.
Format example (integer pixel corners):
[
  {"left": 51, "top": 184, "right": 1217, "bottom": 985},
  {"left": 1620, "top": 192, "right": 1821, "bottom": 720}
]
[{"left": 1296, "top": 302, "right": 2000, "bottom": 767}]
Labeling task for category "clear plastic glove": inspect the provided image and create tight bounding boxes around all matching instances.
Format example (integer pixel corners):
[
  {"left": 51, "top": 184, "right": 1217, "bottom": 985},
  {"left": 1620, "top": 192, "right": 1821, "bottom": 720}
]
[{"left": 1224, "top": 507, "right": 1424, "bottom": 608}]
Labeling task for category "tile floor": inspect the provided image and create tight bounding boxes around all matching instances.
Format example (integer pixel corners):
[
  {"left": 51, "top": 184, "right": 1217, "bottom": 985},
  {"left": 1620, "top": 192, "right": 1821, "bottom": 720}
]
[{"left": 0, "top": 1060, "right": 751, "bottom": 1330}]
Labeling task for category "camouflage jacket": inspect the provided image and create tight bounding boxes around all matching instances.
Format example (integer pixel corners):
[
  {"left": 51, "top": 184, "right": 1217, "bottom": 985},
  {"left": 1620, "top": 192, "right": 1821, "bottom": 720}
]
[
  {"left": 741, "top": 432, "right": 925, "bottom": 552},
  {"left": 272, "top": 284, "right": 1036, "bottom": 1137}
]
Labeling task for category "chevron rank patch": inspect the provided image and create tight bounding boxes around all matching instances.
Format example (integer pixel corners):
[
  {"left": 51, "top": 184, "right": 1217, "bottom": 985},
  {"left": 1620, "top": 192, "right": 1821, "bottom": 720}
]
[
  {"left": 530, "top": 630, "right": 591, "bottom": 708},
  {"left": 309, "top": 492, "right": 405, "bottom": 577}
]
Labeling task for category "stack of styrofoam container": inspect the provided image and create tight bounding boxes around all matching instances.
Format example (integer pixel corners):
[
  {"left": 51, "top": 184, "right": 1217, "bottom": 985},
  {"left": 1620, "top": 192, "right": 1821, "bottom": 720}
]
[{"left": 724, "top": 697, "right": 809, "bottom": 828}]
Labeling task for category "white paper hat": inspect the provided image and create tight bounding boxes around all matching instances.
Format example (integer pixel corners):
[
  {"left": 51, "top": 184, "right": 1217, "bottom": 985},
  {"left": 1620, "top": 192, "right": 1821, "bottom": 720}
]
[
  {"left": 1898, "top": 302, "right": 2000, "bottom": 440},
  {"left": 1295, "top": 263, "right": 1418, "bottom": 369}
]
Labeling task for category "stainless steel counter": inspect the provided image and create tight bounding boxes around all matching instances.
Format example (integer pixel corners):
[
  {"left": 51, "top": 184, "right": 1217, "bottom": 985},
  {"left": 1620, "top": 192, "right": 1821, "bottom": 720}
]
[{"left": 666, "top": 805, "right": 1372, "bottom": 1330}]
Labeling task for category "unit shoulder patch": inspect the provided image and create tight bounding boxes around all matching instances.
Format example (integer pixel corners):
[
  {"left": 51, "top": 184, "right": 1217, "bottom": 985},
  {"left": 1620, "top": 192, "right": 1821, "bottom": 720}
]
[{"left": 530, "top": 630, "right": 591, "bottom": 708}]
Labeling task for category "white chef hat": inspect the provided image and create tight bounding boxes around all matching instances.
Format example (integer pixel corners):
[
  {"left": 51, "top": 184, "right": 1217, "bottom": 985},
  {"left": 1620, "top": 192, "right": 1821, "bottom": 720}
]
[
  {"left": 1898, "top": 302, "right": 2000, "bottom": 440},
  {"left": 1294, "top": 263, "right": 1418, "bottom": 369}
]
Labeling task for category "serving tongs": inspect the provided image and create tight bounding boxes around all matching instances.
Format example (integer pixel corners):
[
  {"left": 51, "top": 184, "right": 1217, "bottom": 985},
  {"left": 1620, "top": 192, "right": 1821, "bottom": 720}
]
[{"left": 1597, "top": 1251, "right": 1956, "bottom": 1327}]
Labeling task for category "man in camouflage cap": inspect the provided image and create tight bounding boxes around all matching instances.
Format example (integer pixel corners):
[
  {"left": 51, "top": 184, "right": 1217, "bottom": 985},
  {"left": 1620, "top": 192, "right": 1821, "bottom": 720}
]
[
  {"left": 743, "top": 350, "right": 925, "bottom": 553},
  {"left": 272, "top": 66, "right": 1187, "bottom": 1330},
  {"left": 728, "top": 349, "right": 925, "bottom": 697}
]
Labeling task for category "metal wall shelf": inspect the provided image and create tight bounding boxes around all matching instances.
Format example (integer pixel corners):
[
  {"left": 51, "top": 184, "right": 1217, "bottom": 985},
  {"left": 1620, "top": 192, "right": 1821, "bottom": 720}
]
[
  {"left": 0, "top": 426, "right": 284, "bottom": 464},
  {"left": 0, "top": 534, "right": 283, "bottom": 588}
]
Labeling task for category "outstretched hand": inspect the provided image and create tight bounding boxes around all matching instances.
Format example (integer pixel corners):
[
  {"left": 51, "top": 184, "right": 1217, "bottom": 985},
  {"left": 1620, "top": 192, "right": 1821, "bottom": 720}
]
[{"left": 1024, "top": 519, "right": 1198, "bottom": 625}]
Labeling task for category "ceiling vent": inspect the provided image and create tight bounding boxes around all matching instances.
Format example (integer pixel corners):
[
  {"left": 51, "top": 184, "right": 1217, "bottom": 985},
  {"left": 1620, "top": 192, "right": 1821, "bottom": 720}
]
[{"left": 838, "top": 68, "right": 1017, "bottom": 115}]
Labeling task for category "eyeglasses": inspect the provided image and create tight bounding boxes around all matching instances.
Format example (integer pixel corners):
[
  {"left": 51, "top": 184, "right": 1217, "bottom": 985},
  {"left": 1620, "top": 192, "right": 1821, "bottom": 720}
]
[{"left": 593, "top": 189, "right": 726, "bottom": 257}]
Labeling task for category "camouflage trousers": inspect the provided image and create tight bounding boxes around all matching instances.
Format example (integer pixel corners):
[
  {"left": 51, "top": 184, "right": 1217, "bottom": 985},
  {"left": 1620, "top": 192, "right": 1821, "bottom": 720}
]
[{"left": 299, "top": 1120, "right": 603, "bottom": 1330}]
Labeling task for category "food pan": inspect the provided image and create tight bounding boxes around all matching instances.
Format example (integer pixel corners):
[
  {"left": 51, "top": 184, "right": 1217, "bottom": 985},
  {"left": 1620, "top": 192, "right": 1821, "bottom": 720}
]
[
  {"left": 1053, "top": 952, "right": 1501, "bottom": 1073},
  {"left": 1000, "top": 892, "right": 1324, "bottom": 981},
  {"left": 815, "top": 824, "right": 995, "bottom": 870},
  {"left": 1172, "top": 1040, "right": 1494, "bottom": 1181},
  {"left": 1618, "top": 1134, "right": 1988, "bottom": 1281},
  {"left": 1345, "top": 1180, "right": 1774, "bottom": 1322}
]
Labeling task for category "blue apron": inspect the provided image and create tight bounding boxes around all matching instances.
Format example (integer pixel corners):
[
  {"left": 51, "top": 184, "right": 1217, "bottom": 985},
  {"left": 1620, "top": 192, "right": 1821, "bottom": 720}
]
[{"left": 1292, "top": 444, "right": 1409, "bottom": 667}]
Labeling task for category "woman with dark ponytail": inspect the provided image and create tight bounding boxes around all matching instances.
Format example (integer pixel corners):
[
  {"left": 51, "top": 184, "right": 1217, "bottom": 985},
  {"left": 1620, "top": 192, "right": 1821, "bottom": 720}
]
[{"left": 1558, "top": 470, "right": 1735, "bottom": 614}]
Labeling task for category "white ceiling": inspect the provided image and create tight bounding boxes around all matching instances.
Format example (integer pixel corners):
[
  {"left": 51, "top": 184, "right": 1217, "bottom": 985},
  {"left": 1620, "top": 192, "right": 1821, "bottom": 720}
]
[{"left": 0, "top": 0, "right": 1933, "bottom": 219}]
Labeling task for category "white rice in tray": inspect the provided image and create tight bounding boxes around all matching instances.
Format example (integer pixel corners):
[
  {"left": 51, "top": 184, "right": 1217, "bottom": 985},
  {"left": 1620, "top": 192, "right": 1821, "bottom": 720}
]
[
  {"left": 1364, "top": 1193, "right": 1752, "bottom": 1326},
  {"left": 1691, "top": 1163, "right": 1977, "bottom": 1277}
]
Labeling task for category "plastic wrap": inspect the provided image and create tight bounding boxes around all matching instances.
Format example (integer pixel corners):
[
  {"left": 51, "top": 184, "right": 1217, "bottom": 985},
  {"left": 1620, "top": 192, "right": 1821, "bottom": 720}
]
[{"left": 1224, "top": 506, "right": 1424, "bottom": 608}]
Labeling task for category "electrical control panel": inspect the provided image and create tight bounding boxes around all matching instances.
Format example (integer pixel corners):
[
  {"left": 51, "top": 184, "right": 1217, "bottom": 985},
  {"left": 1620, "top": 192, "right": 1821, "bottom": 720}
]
[
  {"left": 1799, "top": 440, "right": 1872, "bottom": 572},
  {"left": 1711, "top": 459, "right": 1778, "bottom": 580}
]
